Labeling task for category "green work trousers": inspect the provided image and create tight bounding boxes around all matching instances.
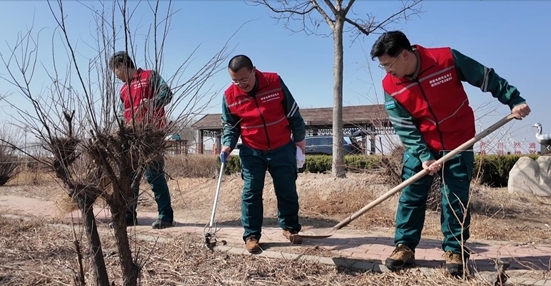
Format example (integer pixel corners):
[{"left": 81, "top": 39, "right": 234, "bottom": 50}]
[
  {"left": 239, "top": 140, "right": 301, "bottom": 241},
  {"left": 394, "top": 148, "right": 474, "bottom": 257},
  {"left": 126, "top": 158, "right": 174, "bottom": 223}
]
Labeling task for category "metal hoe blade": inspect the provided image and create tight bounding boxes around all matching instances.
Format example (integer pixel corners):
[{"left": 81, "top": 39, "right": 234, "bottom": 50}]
[
  {"left": 294, "top": 228, "right": 336, "bottom": 239},
  {"left": 295, "top": 114, "right": 517, "bottom": 239}
]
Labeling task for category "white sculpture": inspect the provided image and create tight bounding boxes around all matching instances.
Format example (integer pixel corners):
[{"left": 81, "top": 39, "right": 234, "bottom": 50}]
[{"left": 533, "top": 123, "right": 551, "bottom": 153}]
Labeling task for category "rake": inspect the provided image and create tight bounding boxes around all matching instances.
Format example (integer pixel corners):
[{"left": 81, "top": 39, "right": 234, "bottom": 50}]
[{"left": 204, "top": 152, "right": 227, "bottom": 249}]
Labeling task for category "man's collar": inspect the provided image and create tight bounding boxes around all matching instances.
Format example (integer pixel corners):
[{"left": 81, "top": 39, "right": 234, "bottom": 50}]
[
  {"left": 247, "top": 72, "right": 260, "bottom": 95},
  {"left": 130, "top": 68, "right": 142, "bottom": 80},
  {"left": 405, "top": 47, "right": 421, "bottom": 80}
]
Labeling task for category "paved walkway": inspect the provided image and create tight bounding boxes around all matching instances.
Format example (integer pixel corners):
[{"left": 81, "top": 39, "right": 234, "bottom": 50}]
[{"left": 2, "top": 195, "right": 551, "bottom": 275}]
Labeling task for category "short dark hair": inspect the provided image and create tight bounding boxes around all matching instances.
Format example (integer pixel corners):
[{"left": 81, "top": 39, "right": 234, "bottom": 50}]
[
  {"left": 109, "top": 51, "right": 135, "bottom": 70},
  {"left": 370, "top": 31, "right": 413, "bottom": 60},
  {"left": 228, "top": 55, "right": 253, "bottom": 73}
]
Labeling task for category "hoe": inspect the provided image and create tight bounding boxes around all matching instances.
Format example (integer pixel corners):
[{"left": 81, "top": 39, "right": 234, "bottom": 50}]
[{"left": 295, "top": 113, "right": 517, "bottom": 239}]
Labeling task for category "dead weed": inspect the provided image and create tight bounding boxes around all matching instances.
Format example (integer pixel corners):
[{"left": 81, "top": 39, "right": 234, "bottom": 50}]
[
  {"left": 0, "top": 214, "right": 501, "bottom": 286},
  {"left": 164, "top": 154, "right": 219, "bottom": 178},
  {"left": 6, "top": 170, "right": 56, "bottom": 186}
]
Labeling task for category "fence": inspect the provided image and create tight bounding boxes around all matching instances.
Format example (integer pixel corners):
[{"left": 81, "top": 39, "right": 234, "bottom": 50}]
[{"left": 476, "top": 140, "right": 541, "bottom": 155}]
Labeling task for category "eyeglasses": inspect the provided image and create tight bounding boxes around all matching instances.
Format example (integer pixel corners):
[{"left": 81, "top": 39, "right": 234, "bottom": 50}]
[
  {"left": 232, "top": 71, "right": 254, "bottom": 85},
  {"left": 378, "top": 52, "right": 402, "bottom": 70}
]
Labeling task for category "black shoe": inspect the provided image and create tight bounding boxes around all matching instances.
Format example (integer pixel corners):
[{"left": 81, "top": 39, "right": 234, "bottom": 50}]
[
  {"left": 152, "top": 219, "right": 173, "bottom": 229},
  {"left": 385, "top": 244, "right": 415, "bottom": 271},
  {"left": 109, "top": 217, "right": 138, "bottom": 229}
]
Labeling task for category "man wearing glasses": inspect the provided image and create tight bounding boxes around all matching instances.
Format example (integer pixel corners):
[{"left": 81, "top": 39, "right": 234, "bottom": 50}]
[
  {"left": 370, "top": 31, "right": 531, "bottom": 276},
  {"left": 220, "top": 55, "right": 306, "bottom": 254}
]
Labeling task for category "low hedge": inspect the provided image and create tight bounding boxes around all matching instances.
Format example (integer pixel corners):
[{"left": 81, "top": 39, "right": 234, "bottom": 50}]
[
  {"left": 473, "top": 154, "right": 539, "bottom": 187},
  {"left": 220, "top": 154, "right": 540, "bottom": 187}
]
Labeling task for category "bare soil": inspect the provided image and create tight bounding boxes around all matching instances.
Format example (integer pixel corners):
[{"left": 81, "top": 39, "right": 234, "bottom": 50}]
[
  {"left": 168, "top": 173, "right": 551, "bottom": 245},
  {"left": 7, "top": 171, "right": 551, "bottom": 244},
  {"left": 4, "top": 171, "right": 551, "bottom": 244}
]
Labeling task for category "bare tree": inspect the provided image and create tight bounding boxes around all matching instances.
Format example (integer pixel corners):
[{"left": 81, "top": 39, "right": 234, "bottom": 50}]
[
  {"left": 248, "top": 0, "right": 422, "bottom": 178},
  {"left": 0, "top": 0, "right": 232, "bottom": 285}
]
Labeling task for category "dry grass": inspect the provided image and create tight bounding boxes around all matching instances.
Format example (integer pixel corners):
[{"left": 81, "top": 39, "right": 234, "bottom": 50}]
[
  {"left": 6, "top": 170, "right": 56, "bottom": 186},
  {"left": 0, "top": 214, "right": 514, "bottom": 286},
  {"left": 164, "top": 154, "right": 220, "bottom": 179},
  {"left": 3, "top": 154, "right": 551, "bottom": 245},
  {"left": 2, "top": 154, "right": 551, "bottom": 285}
]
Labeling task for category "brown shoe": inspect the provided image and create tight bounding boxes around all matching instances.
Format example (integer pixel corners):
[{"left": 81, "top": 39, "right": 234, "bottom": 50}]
[
  {"left": 385, "top": 244, "right": 415, "bottom": 271},
  {"left": 245, "top": 236, "right": 261, "bottom": 254},
  {"left": 282, "top": 230, "right": 303, "bottom": 244},
  {"left": 444, "top": 251, "right": 467, "bottom": 276}
]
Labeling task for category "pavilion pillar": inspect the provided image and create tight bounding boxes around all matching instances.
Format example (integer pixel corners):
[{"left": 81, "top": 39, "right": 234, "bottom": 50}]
[{"left": 198, "top": 130, "right": 204, "bottom": 154}]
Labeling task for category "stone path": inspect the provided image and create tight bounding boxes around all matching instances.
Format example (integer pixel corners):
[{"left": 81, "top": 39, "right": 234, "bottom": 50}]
[{"left": 2, "top": 195, "right": 551, "bottom": 284}]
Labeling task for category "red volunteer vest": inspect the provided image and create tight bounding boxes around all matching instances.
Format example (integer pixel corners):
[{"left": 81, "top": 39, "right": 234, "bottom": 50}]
[
  {"left": 120, "top": 68, "right": 166, "bottom": 129},
  {"left": 224, "top": 70, "right": 291, "bottom": 151},
  {"left": 383, "top": 45, "right": 475, "bottom": 152}
]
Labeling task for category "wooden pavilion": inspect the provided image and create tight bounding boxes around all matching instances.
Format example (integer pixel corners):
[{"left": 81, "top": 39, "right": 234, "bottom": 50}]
[{"left": 191, "top": 104, "right": 394, "bottom": 154}]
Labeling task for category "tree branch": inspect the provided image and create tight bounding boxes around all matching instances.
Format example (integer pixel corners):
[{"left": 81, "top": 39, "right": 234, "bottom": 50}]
[
  {"left": 344, "top": 0, "right": 423, "bottom": 44},
  {"left": 343, "top": 0, "right": 356, "bottom": 15},
  {"left": 315, "top": 0, "right": 336, "bottom": 29},
  {"left": 247, "top": 0, "right": 332, "bottom": 37}
]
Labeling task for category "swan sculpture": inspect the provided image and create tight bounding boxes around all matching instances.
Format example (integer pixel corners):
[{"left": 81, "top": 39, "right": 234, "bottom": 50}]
[{"left": 533, "top": 122, "right": 551, "bottom": 152}]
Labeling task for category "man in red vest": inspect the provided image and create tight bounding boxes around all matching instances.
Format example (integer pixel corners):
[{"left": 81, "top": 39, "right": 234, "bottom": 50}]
[
  {"left": 220, "top": 55, "right": 306, "bottom": 253},
  {"left": 370, "top": 31, "right": 531, "bottom": 275},
  {"left": 109, "top": 51, "right": 175, "bottom": 229}
]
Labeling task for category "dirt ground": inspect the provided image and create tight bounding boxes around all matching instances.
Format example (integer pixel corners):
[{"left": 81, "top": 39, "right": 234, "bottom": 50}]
[
  {"left": 5, "top": 171, "right": 551, "bottom": 245},
  {"left": 2, "top": 171, "right": 551, "bottom": 285},
  {"left": 0, "top": 213, "right": 530, "bottom": 286}
]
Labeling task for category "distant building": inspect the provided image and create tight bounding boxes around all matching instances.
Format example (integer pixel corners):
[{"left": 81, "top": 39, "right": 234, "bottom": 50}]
[{"left": 165, "top": 133, "right": 188, "bottom": 155}]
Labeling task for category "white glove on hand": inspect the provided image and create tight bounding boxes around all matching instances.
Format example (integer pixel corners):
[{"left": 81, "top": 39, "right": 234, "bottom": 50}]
[{"left": 296, "top": 146, "right": 306, "bottom": 169}]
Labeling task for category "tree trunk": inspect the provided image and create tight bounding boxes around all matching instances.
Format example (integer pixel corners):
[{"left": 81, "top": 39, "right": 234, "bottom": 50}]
[
  {"left": 110, "top": 189, "right": 140, "bottom": 286},
  {"left": 332, "top": 17, "right": 346, "bottom": 178},
  {"left": 77, "top": 195, "right": 110, "bottom": 286}
]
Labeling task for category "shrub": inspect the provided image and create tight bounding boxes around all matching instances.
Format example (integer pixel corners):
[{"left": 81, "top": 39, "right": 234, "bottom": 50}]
[
  {"left": 221, "top": 154, "right": 380, "bottom": 175},
  {"left": 164, "top": 152, "right": 538, "bottom": 188},
  {"left": 223, "top": 155, "right": 242, "bottom": 176},
  {"left": 0, "top": 148, "right": 20, "bottom": 186},
  {"left": 473, "top": 154, "right": 539, "bottom": 187},
  {"left": 164, "top": 154, "right": 220, "bottom": 178}
]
